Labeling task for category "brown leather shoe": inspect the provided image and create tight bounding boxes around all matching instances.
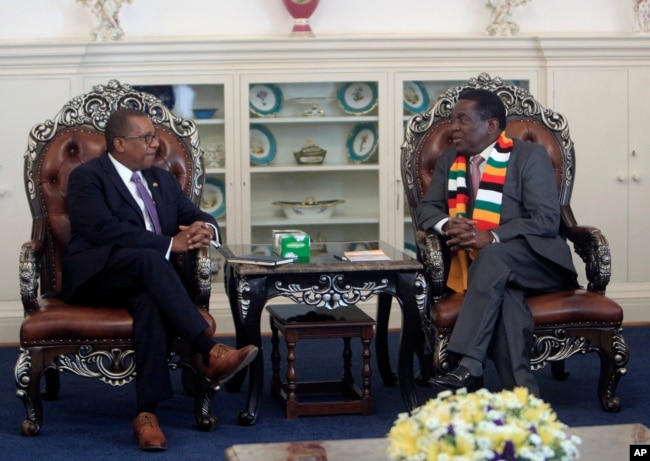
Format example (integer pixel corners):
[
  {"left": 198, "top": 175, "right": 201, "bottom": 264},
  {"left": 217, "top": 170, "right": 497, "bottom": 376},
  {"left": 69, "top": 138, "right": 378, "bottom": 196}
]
[
  {"left": 205, "top": 343, "right": 258, "bottom": 384},
  {"left": 132, "top": 412, "right": 167, "bottom": 451}
]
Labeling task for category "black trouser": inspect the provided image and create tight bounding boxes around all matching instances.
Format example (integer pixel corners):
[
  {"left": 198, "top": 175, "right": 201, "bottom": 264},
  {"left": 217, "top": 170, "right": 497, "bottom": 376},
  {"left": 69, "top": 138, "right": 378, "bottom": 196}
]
[{"left": 68, "top": 247, "right": 209, "bottom": 406}]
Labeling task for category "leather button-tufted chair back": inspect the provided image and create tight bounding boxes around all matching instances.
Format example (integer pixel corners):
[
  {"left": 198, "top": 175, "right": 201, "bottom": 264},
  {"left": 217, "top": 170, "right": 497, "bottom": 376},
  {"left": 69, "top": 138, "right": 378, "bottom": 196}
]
[
  {"left": 406, "top": 108, "right": 570, "bottom": 215},
  {"left": 33, "top": 124, "right": 194, "bottom": 293}
]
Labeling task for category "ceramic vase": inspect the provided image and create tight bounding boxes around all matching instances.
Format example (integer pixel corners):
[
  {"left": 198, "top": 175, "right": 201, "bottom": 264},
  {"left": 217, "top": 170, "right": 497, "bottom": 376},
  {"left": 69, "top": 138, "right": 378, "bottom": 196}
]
[
  {"left": 485, "top": 0, "right": 531, "bottom": 37},
  {"left": 634, "top": 0, "right": 650, "bottom": 33},
  {"left": 76, "top": 0, "right": 132, "bottom": 41},
  {"left": 282, "top": 0, "right": 320, "bottom": 37}
]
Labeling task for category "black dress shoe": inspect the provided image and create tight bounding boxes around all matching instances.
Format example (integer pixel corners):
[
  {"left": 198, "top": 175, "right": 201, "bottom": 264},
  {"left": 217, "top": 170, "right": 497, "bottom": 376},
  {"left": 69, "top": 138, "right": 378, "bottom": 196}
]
[{"left": 429, "top": 365, "right": 483, "bottom": 393}]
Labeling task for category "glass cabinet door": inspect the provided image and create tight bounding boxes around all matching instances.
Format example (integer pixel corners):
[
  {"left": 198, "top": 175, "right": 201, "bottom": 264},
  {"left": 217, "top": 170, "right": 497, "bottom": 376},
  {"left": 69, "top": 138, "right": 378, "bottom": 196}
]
[{"left": 240, "top": 75, "right": 387, "bottom": 248}]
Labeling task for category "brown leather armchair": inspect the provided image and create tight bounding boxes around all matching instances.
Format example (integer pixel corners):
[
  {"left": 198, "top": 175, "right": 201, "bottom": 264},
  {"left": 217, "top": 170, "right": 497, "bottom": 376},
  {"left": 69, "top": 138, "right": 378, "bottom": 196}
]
[
  {"left": 401, "top": 73, "right": 629, "bottom": 411},
  {"left": 15, "top": 80, "right": 219, "bottom": 436}
]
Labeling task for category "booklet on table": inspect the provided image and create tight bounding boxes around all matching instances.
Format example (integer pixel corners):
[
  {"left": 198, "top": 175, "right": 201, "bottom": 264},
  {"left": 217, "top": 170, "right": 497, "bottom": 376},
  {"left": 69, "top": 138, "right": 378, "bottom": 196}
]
[{"left": 227, "top": 254, "right": 294, "bottom": 266}]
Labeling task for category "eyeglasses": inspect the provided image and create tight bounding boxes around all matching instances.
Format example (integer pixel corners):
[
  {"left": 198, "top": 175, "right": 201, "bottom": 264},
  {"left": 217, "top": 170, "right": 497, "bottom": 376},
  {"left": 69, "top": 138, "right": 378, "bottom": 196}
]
[{"left": 117, "top": 134, "right": 160, "bottom": 145}]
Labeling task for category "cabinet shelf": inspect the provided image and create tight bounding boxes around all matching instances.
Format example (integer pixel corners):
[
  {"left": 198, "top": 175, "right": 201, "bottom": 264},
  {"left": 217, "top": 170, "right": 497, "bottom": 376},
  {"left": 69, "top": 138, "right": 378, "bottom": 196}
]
[
  {"left": 195, "top": 119, "right": 225, "bottom": 126},
  {"left": 252, "top": 215, "right": 379, "bottom": 227},
  {"left": 249, "top": 163, "right": 379, "bottom": 173},
  {"left": 249, "top": 115, "right": 377, "bottom": 124}
]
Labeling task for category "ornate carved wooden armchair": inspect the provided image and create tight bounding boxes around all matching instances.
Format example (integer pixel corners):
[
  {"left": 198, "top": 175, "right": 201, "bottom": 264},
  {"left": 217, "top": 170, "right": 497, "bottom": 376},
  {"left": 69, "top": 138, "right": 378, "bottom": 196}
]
[
  {"left": 401, "top": 73, "right": 629, "bottom": 411},
  {"left": 15, "top": 80, "right": 218, "bottom": 436}
]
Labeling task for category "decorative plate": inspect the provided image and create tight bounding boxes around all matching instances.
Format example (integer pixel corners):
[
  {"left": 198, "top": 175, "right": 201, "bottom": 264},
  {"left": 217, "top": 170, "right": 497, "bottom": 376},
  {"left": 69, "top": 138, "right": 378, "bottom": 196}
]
[
  {"left": 201, "top": 177, "right": 226, "bottom": 219},
  {"left": 346, "top": 123, "right": 378, "bottom": 163},
  {"left": 403, "top": 81, "right": 429, "bottom": 114},
  {"left": 337, "top": 82, "right": 378, "bottom": 115},
  {"left": 249, "top": 124, "right": 277, "bottom": 165},
  {"left": 249, "top": 84, "right": 283, "bottom": 117},
  {"left": 347, "top": 242, "right": 371, "bottom": 252}
]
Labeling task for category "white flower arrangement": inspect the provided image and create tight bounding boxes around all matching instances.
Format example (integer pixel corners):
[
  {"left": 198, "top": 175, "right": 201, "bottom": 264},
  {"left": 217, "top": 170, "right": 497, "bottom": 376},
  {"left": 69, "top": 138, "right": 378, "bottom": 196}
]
[{"left": 387, "top": 387, "right": 581, "bottom": 461}]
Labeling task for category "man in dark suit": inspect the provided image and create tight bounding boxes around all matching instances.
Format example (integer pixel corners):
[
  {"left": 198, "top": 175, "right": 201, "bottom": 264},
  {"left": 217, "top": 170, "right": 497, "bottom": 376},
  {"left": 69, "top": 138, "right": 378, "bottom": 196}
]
[
  {"left": 416, "top": 89, "right": 578, "bottom": 397},
  {"left": 63, "top": 108, "right": 257, "bottom": 451}
]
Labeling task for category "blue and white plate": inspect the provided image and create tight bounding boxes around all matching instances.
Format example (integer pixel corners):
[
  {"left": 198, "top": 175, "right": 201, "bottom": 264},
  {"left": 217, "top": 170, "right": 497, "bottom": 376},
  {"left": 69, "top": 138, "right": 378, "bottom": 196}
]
[
  {"left": 337, "top": 82, "right": 378, "bottom": 115},
  {"left": 201, "top": 177, "right": 226, "bottom": 219},
  {"left": 346, "top": 123, "right": 378, "bottom": 163},
  {"left": 403, "top": 81, "right": 429, "bottom": 114},
  {"left": 249, "top": 84, "right": 283, "bottom": 117},
  {"left": 347, "top": 242, "right": 371, "bottom": 252},
  {"left": 249, "top": 124, "right": 277, "bottom": 165}
]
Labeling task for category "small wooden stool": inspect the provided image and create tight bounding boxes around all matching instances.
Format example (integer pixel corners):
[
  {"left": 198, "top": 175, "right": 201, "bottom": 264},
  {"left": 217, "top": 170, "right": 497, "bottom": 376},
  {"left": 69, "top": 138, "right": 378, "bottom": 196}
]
[{"left": 266, "top": 304, "right": 376, "bottom": 419}]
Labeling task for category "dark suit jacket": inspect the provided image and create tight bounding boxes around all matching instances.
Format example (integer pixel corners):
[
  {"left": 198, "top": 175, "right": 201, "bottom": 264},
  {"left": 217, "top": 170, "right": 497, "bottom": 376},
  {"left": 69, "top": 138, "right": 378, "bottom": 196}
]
[
  {"left": 415, "top": 139, "right": 576, "bottom": 274},
  {"left": 63, "top": 153, "right": 217, "bottom": 300}
]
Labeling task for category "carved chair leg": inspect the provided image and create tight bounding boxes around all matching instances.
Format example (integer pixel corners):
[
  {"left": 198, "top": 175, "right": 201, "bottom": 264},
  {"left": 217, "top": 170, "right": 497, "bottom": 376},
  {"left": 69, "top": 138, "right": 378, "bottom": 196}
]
[
  {"left": 192, "top": 376, "right": 218, "bottom": 432},
  {"left": 186, "top": 355, "right": 219, "bottom": 432},
  {"left": 173, "top": 342, "right": 219, "bottom": 431},
  {"left": 594, "top": 328, "right": 629, "bottom": 412},
  {"left": 434, "top": 333, "right": 457, "bottom": 373},
  {"left": 15, "top": 347, "right": 44, "bottom": 436}
]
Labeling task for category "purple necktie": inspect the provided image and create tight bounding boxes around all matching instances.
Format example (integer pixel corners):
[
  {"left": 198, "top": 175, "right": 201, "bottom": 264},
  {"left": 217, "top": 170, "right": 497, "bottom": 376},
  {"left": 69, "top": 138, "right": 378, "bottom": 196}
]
[
  {"left": 131, "top": 172, "right": 162, "bottom": 234},
  {"left": 471, "top": 156, "right": 484, "bottom": 196}
]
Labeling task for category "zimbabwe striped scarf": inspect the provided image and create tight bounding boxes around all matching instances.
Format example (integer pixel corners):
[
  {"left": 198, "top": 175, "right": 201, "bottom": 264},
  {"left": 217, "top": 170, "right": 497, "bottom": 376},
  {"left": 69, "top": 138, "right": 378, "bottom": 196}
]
[
  {"left": 448, "top": 131, "right": 512, "bottom": 230},
  {"left": 445, "top": 131, "right": 512, "bottom": 292}
]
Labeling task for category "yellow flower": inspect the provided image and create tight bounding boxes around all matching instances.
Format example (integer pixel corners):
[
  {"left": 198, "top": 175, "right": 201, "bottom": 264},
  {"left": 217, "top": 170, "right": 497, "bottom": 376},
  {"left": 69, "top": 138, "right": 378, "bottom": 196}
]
[
  {"left": 387, "top": 418, "right": 420, "bottom": 458},
  {"left": 454, "top": 432, "right": 475, "bottom": 454},
  {"left": 387, "top": 387, "right": 580, "bottom": 461},
  {"left": 513, "top": 386, "right": 529, "bottom": 402}
]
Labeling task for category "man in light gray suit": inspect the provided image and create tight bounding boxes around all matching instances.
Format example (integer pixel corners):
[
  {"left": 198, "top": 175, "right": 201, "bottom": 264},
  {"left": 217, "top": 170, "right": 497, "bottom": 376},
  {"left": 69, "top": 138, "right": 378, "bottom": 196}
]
[{"left": 416, "top": 89, "right": 578, "bottom": 396}]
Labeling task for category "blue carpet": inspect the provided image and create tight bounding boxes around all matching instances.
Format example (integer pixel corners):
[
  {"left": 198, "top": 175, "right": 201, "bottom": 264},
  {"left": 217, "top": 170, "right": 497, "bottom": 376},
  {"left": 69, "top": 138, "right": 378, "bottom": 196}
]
[{"left": 1, "top": 327, "right": 648, "bottom": 460}]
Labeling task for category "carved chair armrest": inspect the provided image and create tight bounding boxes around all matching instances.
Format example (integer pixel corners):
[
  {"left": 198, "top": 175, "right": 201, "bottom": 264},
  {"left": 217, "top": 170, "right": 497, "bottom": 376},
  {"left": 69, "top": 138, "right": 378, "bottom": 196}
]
[
  {"left": 19, "top": 240, "right": 44, "bottom": 313},
  {"left": 172, "top": 246, "right": 212, "bottom": 310},
  {"left": 562, "top": 206, "right": 611, "bottom": 294},
  {"left": 415, "top": 230, "right": 448, "bottom": 301}
]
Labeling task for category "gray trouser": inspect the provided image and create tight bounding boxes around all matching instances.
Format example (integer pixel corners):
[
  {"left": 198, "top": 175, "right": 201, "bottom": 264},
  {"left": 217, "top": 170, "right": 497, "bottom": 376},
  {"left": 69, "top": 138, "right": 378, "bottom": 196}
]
[{"left": 447, "top": 238, "right": 574, "bottom": 396}]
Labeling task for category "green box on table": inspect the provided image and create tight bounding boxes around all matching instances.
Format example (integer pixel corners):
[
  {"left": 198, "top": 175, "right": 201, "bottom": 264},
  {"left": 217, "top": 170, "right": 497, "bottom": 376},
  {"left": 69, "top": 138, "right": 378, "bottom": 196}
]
[{"left": 272, "top": 229, "right": 310, "bottom": 262}]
